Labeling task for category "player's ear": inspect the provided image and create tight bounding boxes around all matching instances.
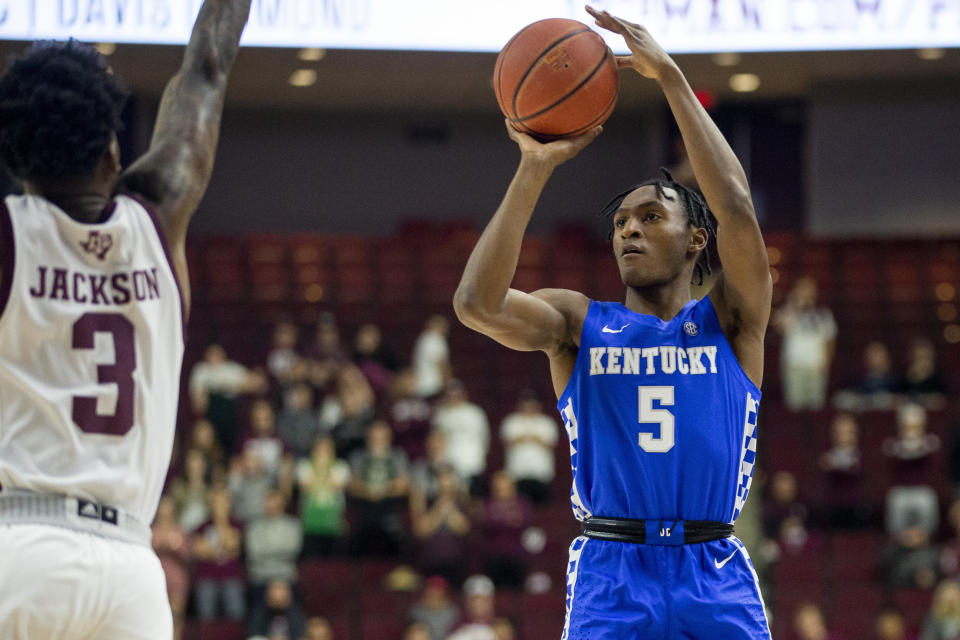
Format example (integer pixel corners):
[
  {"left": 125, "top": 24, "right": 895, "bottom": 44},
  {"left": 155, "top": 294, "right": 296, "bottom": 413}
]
[
  {"left": 104, "top": 133, "right": 121, "bottom": 177},
  {"left": 689, "top": 227, "right": 708, "bottom": 253}
]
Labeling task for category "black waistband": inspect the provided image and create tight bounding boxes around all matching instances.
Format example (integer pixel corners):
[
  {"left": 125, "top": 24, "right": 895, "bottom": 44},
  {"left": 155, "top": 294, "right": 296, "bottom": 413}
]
[{"left": 582, "top": 516, "right": 734, "bottom": 545}]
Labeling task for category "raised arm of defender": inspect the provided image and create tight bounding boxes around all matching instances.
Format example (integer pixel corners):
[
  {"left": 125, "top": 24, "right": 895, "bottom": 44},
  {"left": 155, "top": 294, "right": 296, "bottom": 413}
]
[
  {"left": 118, "top": 0, "right": 253, "bottom": 315},
  {"left": 453, "top": 123, "right": 598, "bottom": 359},
  {"left": 589, "top": 6, "right": 772, "bottom": 386}
]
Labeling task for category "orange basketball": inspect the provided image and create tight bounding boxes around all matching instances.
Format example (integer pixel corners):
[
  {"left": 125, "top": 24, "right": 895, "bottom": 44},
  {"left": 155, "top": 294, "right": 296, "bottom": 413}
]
[{"left": 494, "top": 18, "right": 619, "bottom": 141}]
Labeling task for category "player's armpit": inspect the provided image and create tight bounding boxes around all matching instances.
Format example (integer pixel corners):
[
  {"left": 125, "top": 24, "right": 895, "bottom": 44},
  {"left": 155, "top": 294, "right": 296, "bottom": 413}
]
[
  {"left": 455, "top": 287, "right": 587, "bottom": 356},
  {"left": 710, "top": 213, "right": 772, "bottom": 334}
]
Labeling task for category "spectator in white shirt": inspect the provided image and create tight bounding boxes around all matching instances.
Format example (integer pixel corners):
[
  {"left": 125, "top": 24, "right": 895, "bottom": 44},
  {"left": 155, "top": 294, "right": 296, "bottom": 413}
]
[
  {"left": 432, "top": 380, "right": 489, "bottom": 496},
  {"left": 189, "top": 343, "right": 265, "bottom": 453},
  {"left": 413, "top": 315, "right": 451, "bottom": 399},
  {"left": 500, "top": 390, "right": 558, "bottom": 505},
  {"left": 774, "top": 277, "right": 836, "bottom": 411}
]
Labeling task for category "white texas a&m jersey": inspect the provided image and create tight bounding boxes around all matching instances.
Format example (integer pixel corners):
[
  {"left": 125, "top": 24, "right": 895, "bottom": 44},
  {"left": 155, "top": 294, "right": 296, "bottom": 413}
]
[{"left": 0, "top": 194, "right": 184, "bottom": 524}]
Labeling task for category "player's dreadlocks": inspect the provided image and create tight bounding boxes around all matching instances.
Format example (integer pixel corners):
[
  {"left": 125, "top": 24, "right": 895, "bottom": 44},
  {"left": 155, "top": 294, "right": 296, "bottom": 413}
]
[
  {"left": 0, "top": 40, "right": 128, "bottom": 180},
  {"left": 599, "top": 168, "right": 717, "bottom": 286}
]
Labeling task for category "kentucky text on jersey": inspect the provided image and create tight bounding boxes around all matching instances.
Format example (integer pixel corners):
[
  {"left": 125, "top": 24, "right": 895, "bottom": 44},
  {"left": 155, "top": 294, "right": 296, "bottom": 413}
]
[
  {"left": 28, "top": 266, "right": 162, "bottom": 305},
  {"left": 588, "top": 345, "right": 719, "bottom": 376}
]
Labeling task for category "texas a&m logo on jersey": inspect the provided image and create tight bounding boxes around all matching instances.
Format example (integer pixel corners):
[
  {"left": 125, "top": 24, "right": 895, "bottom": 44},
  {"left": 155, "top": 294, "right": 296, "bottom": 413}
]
[{"left": 79, "top": 231, "right": 113, "bottom": 261}]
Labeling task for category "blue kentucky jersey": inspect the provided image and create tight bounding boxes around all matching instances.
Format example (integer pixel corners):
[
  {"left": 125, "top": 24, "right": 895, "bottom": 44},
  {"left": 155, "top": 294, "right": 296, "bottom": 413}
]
[{"left": 557, "top": 295, "right": 760, "bottom": 525}]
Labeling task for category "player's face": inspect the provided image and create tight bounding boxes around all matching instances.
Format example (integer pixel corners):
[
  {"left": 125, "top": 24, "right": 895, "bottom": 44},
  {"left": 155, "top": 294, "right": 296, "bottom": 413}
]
[{"left": 611, "top": 185, "right": 698, "bottom": 289}]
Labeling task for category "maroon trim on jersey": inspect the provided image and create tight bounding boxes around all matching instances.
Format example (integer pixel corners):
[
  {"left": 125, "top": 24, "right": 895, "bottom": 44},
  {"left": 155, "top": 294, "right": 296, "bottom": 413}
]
[
  {"left": 0, "top": 201, "right": 15, "bottom": 320},
  {"left": 125, "top": 194, "right": 187, "bottom": 344}
]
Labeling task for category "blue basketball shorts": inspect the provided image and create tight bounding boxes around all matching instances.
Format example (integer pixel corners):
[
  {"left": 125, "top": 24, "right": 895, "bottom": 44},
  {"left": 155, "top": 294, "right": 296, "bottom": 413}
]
[{"left": 561, "top": 535, "right": 770, "bottom": 640}]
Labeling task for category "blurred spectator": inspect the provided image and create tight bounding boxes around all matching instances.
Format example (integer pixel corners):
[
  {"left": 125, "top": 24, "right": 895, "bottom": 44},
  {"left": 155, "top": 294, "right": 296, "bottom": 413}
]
[
  {"left": 500, "top": 390, "right": 558, "bottom": 505},
  {"left": 411, "top": 465, "right": 471, "bottom": 586},
  {"left": 874, "top": 606, "right": 915, "bottom": 640},
  {"left": 347, "top": 420, "right": 410, "bottom": 557},
  {"left": 354, "top": 322, "right": 399, "bottom": 371},
  {"left": 836, "top": 341, "right": 898, "bottom": 410},
  {"left": 408, "top": 576, "right": 460, "bottom": 640},
  {"left": 900, "top": 337, "right": 948, "bottom": 409},
  {"left": 240, "top": 399, "right": 295, "bottom": 489},
  {"left": 229, "top": 448, "right": 274, "bottom": 523},
  {"left": 939, "top": 500, "right": 960, "bottom": 579},
  {"left": 791, "top": 601, "right": 844, "bottom": 640},
  {"left": 267, "top": 320, "right": 301, "bottom": 387},
  {"left": 762, "top": 470, "right": 809, "bottom": 539},
  {"left": 352, "top": 322, "right": 397, "bottom": 395},
  {"left": 883, "top": 409, "right": 940, "bottom": 591},
  {"left": 481, "top": 471, "right": 533, "bottom": 589},
  {"left": 170, "top": 447, "right": 211, "bottom": 534},
  {"left": 818, "top": 413, "right": 873, "bottom": 529},
  {"left": 884, "top": 403, "right": 941, "bottom": 540},
  {"left": 405, "top": 622, "right": 434, "bottom": 640},
  {"left": 920, "top": 580, "right": 960, "bottom": 640},
  {"left": 774, "top": 276, "right": 837, "bottom": 411},
  {"left": 389, "top": 368, "right": 434, "bottom": 462},
  {"left": 861, "top": 341, "right": 899, "bottom": 398},
  {"left": 446, "top": 575, "right": 497, "bottom": 640},
  {"left": 413, "top": 315, "right": 451, "bottom": 399},
  {"left": 277, "top": 382, "right": 321, "bottom": 461},
  {"left": 188, "top": 418, "right": 226, "bottom": 481},
  {"left": 152, "top": 495, "right": 191, "bottom": 640},
  {"left": 189, "top": 343, "right": 265, "bottom": 453},
  {"left": 411, "top": 431, "right": 453, "bottom": 510},
  {"left": 307, "top": 313, "right": 347, "bottom": 388},
  {"left": 246, "top": 488, "right": 303, "bottom": 589},
  {"left": 884, "top": 403, "right": 942, "bottom": 478},
  {"left": 303, "top": 617, "right": 333, "bottom": 640},
  {"left": 296, "top": 435, "right": 350, "bottom": 557},
  {"left": 881, "top": 518, "right": 940, "bottom": 589},
  {"left": 491, "top": 618, "right": 516, "bottom": 640},
  {"left": 432, "top": 380, "right": 490, "bottom": 496},
  {"left": 193, "top": 487, "right": 246, "bottom": 622},
  {"left": 319, "top": 364, "right": 377, "bottom": 459},
  {"left": 246, "top": 578, "right": 307, "bottom": 640}
]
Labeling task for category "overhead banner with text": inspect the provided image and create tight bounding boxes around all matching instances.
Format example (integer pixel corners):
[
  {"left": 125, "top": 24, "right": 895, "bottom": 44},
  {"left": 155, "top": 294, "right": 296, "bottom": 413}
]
[{"left": 0, "top": 0, "right": 958, "bottom": 52}]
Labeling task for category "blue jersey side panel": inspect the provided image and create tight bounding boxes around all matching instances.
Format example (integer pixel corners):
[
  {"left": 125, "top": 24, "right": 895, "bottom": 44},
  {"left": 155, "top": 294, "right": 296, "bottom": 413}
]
[{"left": 557, "top": 296, "right": 760, "bottom": 525}]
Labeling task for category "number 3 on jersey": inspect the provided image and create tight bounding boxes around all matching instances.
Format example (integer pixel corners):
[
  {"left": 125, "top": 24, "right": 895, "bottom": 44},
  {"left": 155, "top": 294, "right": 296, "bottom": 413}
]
[
  {"left": 72, "top": 312, "right": 137, "bottom": 436},
  {"left": 638, "top": 386, "right": 674, "bottom": 453}
]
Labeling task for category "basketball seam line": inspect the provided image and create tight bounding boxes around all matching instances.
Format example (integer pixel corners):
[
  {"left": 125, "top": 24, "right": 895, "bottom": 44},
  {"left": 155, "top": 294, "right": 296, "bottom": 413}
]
[
  {"left": 510, "top": 28, "right": 591, "bottom": 122},
  {"left": 513, "top": 45, "right": 614, "bottom": 130},
  {"left": 547, "top": 58, "right": 620, "bottom": 138}
]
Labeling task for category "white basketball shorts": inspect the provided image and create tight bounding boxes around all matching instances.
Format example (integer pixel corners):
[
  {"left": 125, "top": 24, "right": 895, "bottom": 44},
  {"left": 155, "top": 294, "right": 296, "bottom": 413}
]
[{"left": 0, "top": 523, "right": 173, "bottom": 639}]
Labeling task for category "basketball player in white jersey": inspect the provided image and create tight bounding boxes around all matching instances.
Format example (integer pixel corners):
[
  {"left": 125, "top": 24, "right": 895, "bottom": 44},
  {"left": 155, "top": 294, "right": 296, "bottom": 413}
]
[{"left": 0, "top": 1, "right": 252, "bottom": 637}]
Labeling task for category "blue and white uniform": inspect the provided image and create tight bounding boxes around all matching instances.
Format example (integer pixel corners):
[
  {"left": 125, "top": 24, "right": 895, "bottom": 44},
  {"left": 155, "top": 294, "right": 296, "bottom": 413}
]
[{"left": 558, "top": 295, "right": 769, "bottom": 639}]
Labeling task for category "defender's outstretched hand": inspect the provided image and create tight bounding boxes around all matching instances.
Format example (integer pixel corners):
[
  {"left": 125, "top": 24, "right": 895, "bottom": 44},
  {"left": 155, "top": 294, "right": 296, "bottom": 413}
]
[
  {"left": 505, "top": 119, "right": 601, "bottom": 168},
  {"left": 585, "top": 5, "right": 676, "bottom": 80}
]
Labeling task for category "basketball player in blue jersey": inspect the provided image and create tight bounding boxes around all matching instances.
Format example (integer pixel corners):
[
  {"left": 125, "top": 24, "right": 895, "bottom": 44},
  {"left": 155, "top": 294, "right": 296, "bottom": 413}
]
[
  {"left": 455, "top": 6, "right": 772, "bottom": 639},
  {"left": 0, "top": 1, "right": 251, "bottom": 637}
]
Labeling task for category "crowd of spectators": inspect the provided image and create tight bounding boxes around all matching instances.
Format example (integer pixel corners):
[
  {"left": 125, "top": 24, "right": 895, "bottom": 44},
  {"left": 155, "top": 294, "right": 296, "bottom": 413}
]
[
  {"left": 157, "top": 313, "right": 560, "bottom": 639},
  {"left": 767, "top": 277, "right": 958, "bottom": 639},
  {"left": 156, "top": 270, "right": 959, "bottom": 639}
]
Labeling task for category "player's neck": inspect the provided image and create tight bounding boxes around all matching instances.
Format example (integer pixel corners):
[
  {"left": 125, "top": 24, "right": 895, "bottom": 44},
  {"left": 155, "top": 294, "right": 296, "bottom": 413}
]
[
  {"left": 623, "top": 282, "right": 693, "bottom": 321},
  {"left": 23, "top": 178, "right": 113, "bottom": 224}
]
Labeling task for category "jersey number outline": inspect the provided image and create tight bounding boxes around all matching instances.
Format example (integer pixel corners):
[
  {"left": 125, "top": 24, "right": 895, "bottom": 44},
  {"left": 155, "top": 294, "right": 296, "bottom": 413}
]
[
  {"left": 71, "top": 312, "right": 136, "bottom": 436},
  {"left": 637, "top": 385, "right": 675, "bottom": 453}
]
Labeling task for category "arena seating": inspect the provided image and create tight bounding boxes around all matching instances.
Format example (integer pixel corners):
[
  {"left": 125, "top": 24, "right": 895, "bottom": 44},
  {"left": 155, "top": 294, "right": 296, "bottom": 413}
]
[{"left": 179, "top": 225, "right": 960, "bottom": 639}]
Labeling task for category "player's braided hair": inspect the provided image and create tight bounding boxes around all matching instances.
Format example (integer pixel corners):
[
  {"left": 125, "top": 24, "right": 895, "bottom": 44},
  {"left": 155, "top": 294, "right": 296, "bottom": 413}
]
[
  {"left": 0, "top": 40, "right": 128, "bottom": 180},
  {"left": 599, "top": 167, "right": 717, "bottom": 286}
]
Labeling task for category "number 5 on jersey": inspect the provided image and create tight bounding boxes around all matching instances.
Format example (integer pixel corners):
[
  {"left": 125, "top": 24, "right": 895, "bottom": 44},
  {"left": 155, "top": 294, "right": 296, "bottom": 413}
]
[{"left": 638, "top": 386, "right": 674, "bottom": 453}]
